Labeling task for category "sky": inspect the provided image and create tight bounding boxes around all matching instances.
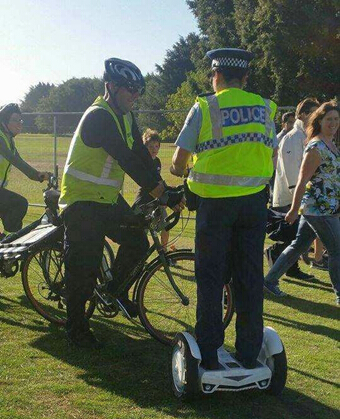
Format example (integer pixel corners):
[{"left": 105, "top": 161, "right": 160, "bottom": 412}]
[{"left": 0, "top": 0, "right": 198, "bottom": 104}]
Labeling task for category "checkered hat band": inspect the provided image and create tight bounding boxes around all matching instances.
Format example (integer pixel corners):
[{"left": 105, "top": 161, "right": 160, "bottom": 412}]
[
  {"left": 212, "top": 57, "right": 248, "bottom": 68},
  {"left": 195, "top": 133, "right": 273, "bottom": 153}
]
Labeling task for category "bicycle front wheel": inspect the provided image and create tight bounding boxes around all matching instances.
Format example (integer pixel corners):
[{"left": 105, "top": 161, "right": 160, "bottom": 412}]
[
  {"left": 137, "top": 251, "right": 234, "bottom": 346},
  {"left": 21, "top": 244, "right": 96, "bottom": 326}
]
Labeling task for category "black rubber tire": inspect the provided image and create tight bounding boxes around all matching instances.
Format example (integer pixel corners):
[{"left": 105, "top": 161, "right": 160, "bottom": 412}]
[
  {"left": 265, "top": 346, "right": 288, "bottom": 395},
  {"left": 21, "top": 244, "right": 96, "bottom": 326},
  {"left": 137, "top": 251, "right": 235, "bottom": 346},
  {"left": 103, "top": 239, "right": 115, "bottom": 270},
  {"left": 171, "top": 333, "right": 200, "bottom": 400}
]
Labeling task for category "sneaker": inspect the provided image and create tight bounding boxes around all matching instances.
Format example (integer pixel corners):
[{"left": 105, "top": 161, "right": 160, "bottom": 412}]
[
  {"left": 285, "top": 266, "right": 314, "bottom": 281},
  {"left": 311, "top": 257, "right": 328, "bottom": 271},
  {"left": 116, "top": 297, "right": 139, "bottom": 318},
  {"left": 264, "top": 281, "right": 287, "bottom": 297},
  {"left": 67, "top": 330, "right": 104, "bottom": 350}
]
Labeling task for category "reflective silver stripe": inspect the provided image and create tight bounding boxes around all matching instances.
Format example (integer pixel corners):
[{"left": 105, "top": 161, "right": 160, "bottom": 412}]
[
  {"left": 206, "top": 95, "right": 223, "bottom": 140},
  {"left": 101, "top": 155, "right": 114, "bottom": 179},
  {"left": 65, "top": 166, "right": 122, "bottom": 188},
  {"left": 188, "top": 171, "right": 270, "bottom": 187},
  {"left": 195, "top": 132, "right": 273, "bottom": 153},
  {"left": 263, "top": 99, "right": 273, "bottom": 139}
]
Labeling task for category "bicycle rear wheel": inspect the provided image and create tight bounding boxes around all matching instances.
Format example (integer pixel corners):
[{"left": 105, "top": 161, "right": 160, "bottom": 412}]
[
  {"left": 137, "top": 251, "right": 234, "bottom": 346},
  {"left": 21, "top": 244, "right": 95, "bottom": 326}
]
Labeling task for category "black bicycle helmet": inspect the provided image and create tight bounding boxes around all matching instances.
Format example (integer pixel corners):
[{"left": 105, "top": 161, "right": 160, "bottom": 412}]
[
  {"left": 104, "top": 58, "right": 145, "bottom": 95},
  {"left": 0, "top": 103, "right": 21, "bottom": 124}
]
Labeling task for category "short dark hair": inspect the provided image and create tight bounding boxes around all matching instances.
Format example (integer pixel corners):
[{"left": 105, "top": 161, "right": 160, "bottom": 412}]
[
  {"left": 295, "top": 98, "right": 320, "bottom": 119},
  {"left": 282, "top": 112, "right": 295, "bottom": 124},
  {"left": 217, "top": 68, "right": 249, "bottom": 83}
]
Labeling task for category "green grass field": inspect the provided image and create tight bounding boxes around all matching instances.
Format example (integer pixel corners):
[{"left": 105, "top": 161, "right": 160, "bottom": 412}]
[{"left": 0, "top": 135, "right": 339, "bottom": 419}]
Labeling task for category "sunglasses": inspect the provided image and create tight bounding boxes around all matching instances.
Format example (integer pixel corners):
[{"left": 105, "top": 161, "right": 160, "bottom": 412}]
[{"left": 123, "top": 82, "right": 145, "bottom": 96}]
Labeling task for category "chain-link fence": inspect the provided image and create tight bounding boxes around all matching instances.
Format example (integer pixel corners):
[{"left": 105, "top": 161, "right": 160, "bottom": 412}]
[{"left": 15, "top": 106, "right": 339, "bottom": 210}]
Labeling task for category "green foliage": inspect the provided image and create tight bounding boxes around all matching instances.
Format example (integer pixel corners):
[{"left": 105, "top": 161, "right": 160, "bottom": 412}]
[
  {"left": 161, "top": 69, "right": 210, "bottom": 141},
  {"left": 20, "top": 82, "right": 54, "bottom": 133},
  {"left": 35, "top": 78, "right": 104, "bottom": 133}
]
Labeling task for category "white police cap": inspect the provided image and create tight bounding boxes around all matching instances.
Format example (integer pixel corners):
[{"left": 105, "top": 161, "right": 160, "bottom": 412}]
[{"left": 206, "top": 48, "right": 253, "bottom": 70}]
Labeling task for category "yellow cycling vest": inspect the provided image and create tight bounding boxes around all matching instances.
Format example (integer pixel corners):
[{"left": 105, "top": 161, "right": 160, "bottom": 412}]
[
  {"left": 187, "top": 88, "right": 277, "bottom": 198},
  {"left": 59, "top": 96, "right": 134, "bottom": 209},
  {"left": 0, "top": 128, "right": 14, "bottom": 188}
]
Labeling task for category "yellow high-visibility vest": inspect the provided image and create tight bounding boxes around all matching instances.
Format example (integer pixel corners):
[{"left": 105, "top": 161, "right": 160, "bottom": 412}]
[
  {"left": 0, "top": 128, "right": 14, "bottom": 188},
  {"left": 187, "top": 88, "right": 277, "bottom": 198},
  {"left": 59, "top": 96, "right": 134, "bottom": 208}
]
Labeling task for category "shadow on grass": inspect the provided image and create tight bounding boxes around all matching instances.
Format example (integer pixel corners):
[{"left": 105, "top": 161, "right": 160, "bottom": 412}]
[
  {"left": 282, "top": 277, "right": 333, "bottom": 292},
  {"left": 30, "top": 318, "right": 339, "bottom": 419},
  {"left": 264, "top": 294, "right": 339, "bottom": 321},
  {"left": 263, "top": 313, "right": 340, "bottom": 343}
]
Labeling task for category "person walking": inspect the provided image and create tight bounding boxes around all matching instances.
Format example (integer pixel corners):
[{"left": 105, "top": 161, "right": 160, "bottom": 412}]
[
  {"left": 171, "top": 48, "right": 277, "bottom": 369},
  {"left": 264, "top": 101, "right": 340, "bottom": 304}
]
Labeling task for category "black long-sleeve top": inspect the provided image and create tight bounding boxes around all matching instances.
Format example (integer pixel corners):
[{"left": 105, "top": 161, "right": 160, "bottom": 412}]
[{"left": 81, "top": 109, "right": 161, "bottom": 192}]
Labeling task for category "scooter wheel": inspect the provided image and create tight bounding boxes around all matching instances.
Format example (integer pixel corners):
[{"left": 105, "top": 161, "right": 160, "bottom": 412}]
[
  {"left": 265, "top": 346, "right": 287, "bottom": 395},
  {"left": 171, "top": 333, "right": 200, "bottom": 399}
]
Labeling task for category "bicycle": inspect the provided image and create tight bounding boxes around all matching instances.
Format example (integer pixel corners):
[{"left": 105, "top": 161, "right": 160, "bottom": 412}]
[
  {"left": 21, "top": 190, "right": 235, "bottom": 346},
  {"left": 0, "top": 173, "right": 114, "bottom": 313}
]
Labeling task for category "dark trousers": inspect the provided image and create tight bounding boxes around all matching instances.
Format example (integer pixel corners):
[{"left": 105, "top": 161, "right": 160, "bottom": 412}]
[
  {"left": 63, "top": 195, "right": 149, "bottom": 337},
  {"left": 195, "top": 189, "right": 268, "bottom": 364},
  {"left": 0, "top": 187, "right": 28, "bottom": 232}
]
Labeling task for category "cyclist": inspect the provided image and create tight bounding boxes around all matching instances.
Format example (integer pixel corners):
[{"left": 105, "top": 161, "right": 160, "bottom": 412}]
[
  {"left": 0, "top": 103, "right": 50, "bottom": 238},
  {"left": 59, "top": 57, "right": 184, "bottom": 349}
]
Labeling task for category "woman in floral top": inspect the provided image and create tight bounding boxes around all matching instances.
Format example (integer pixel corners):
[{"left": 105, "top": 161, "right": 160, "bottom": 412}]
[{"left": 264, "top": 101, "right": 340, "bottom": 304}]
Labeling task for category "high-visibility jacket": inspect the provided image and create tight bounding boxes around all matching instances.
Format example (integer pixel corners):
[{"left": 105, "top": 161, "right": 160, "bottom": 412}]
[
  {"left": 0, "top": 128, "right": 14, "bottom": 188},
  {"left": 187, "top": 88, "right": 277, "bottom": 198},
  {"left": 59, "top": 96, "right": 134, "bottom": 208}
]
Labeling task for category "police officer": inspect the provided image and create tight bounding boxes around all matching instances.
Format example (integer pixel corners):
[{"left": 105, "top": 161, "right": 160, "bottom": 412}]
[
  {"left": 59, "top": 58, "right": 184, "bottom": 349},
  {"left": 0, "top": 103, "right": 50, "bottom": 237},
  {"left": 171, "top": 48, "right": 277, "bottom": 369}
]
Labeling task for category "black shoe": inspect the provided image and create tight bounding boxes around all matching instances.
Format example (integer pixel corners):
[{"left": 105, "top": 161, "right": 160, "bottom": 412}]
[
  {"left": 286, "top": 266, "right": 314, "bottom": 280},
  {"left": 117, "top": 297, "right": 139, "bottom": 318},
  {"left": 234, "top": 352, "right": 257, "bottom": 369},
  {"left": 67, "top": 330, "right": 104, "bottom": 350},
  {"left": 200, "top": 359, "right": 223, "bottom": 370}
]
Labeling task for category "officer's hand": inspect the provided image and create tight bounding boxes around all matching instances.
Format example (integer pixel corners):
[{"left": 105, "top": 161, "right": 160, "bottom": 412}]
[
  {"left": 285, "top": 209, "right": 298, "bottom": 225},
  {"left": 159, "top": 189, "right": 186, "bottom": 212},
  {"left": 38, "top": 171, "right": 52, "bottom": 182}
]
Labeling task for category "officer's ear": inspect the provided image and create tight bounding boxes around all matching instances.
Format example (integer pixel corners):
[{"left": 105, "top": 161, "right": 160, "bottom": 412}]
[{"left": 241, "top": 72, "right": 249, "bottom": 87}]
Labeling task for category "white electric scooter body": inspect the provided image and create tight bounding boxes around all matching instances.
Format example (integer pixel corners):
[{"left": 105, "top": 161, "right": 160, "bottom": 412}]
[{"left": 172, "top": 326, "right": 287, "bottom": 398}]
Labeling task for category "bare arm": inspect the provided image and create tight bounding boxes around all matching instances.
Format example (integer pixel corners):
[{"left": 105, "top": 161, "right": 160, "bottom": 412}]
[
  {"left": 170, "top": 147, "right": 192, "bottom": 177},
  {"left": 285, "top": 148, "right": 321, "bottom": 224}
]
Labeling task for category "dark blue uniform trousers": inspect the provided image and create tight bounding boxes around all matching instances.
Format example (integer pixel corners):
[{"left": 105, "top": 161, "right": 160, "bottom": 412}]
[
  {"left": 195, "top": 189, "right": 268, "bottom": 365},
  {"left": 63, "top": 195, "right": 149, "bottom": 338}
]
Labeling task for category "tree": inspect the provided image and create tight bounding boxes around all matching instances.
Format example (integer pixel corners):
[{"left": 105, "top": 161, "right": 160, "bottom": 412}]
[
  {"left": 36, "top": 78, "right": 103, "bottom": 133},
  {"left": 20, "top": 82, "right": 54, "bottom": 133}
]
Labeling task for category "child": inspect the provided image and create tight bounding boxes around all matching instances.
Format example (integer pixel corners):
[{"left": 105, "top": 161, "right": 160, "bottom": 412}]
[{"left": 134, "top": 129, "right": 173, "bottom": 251}]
